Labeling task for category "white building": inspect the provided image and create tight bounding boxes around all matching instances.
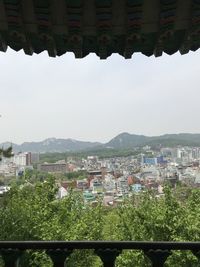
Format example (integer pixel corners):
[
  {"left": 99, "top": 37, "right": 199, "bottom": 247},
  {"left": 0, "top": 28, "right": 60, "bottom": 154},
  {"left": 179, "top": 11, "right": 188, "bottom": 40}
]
[
  {"left": 57, "top": 186, "right": 68, "bottom": 199},
  {"left": 116, "top": 176, "right": 129, "bottom": 195},
  {"left": 13, "top": 152, "right": 32, "bottom": 166},
  {"left": 103, "top": 174, "right": 116, "bottom": 192}
]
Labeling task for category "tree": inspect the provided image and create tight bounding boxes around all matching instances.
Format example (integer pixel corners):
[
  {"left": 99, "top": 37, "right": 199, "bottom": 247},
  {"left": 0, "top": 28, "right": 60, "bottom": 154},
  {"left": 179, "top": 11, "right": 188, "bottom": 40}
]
[
  {"left": 1, "top": 177, "right": 200, "bottom": 267},
  {"left": 0, "top": 177, "right": 104, "bottom": 267},
  {"left": 0, "top": 146, "right": 12, "bottom": 161}
]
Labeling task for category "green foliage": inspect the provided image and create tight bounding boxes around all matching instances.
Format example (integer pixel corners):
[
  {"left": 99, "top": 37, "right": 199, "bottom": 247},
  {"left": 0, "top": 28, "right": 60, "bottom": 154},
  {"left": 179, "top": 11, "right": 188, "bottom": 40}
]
[
  {"left": 23, "top": 169, "right": 51, "bottom": 183},
  {"left": 0, "top": 177, "right": 104, "bottom": 266},
  {"left": 1, "top": 178, "right": 200, "bottom": 266},
  {"left": 105, "top": 188, "right": 200, "bottom": 266},
  {"left": 63, "top": 170, "right": 87, "bottom": 180},
  {"left": 0, "top": 146, "right": 12, "bottom": 161},
  {"left": 39, "top": 148, "right": 141, "bottom": 163}
]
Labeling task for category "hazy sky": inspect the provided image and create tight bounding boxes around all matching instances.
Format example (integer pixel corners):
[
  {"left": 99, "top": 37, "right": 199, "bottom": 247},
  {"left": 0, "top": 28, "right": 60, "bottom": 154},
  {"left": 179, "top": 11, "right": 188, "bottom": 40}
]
[{"left": 0, "top": 48, "right": 200, "bottom": 144}]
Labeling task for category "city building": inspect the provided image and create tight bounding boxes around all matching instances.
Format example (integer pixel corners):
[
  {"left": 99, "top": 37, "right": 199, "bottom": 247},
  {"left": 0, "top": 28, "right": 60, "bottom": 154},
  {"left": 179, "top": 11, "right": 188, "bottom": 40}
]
[
  {"left": 38, "top": 162, "right": 67, "bottom": 173},
  {"left": 14, "top": 152, "right": 32, "bottom": 166},
  {"left": 116, "top": 176, "right": 129, "bottom": 195},
  {"left": 90, "top": 178, "right": 103, "bottom": 194}
]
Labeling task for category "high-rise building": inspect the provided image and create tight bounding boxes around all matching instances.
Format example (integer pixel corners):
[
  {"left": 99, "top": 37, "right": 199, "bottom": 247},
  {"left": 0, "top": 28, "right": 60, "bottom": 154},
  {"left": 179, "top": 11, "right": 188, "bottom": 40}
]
[{"left": 13, "top": 152, "right": 32, "bottom": 166}]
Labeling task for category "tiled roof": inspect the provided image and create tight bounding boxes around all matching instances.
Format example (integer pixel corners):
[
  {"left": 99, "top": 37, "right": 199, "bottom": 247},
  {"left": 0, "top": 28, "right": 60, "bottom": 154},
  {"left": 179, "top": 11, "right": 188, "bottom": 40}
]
[{"left": 0, "top": 0, "right": 199, "bottom": 59}]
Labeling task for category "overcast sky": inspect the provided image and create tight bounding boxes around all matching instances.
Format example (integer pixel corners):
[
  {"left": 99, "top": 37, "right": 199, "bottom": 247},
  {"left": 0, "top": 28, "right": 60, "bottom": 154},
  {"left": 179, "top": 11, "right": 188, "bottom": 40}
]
[{"left": 0, "top": 48, "right": 200, "bottom": 144}]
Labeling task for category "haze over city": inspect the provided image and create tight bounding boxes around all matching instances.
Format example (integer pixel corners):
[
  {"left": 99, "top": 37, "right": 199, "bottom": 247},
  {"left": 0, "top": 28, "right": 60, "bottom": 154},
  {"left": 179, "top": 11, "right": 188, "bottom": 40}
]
[{"left": 0, "top": 48, "right": 200, "bottom": 144}]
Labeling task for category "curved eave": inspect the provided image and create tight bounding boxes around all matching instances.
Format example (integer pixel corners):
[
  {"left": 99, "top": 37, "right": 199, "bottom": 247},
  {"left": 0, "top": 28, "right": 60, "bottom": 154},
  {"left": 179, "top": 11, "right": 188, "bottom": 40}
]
[{"left": 0, "top": 0, "right": 200, "bottom": 59}]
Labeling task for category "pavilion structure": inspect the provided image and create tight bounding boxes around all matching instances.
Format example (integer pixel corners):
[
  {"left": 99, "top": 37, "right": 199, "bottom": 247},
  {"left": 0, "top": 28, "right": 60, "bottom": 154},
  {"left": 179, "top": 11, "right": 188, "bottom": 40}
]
[
  {"left": 0, "top": 0, "right": 199, "bottom": 59},
  {"left": 1, "top": 2, "right": 200, "bottom": 267}
]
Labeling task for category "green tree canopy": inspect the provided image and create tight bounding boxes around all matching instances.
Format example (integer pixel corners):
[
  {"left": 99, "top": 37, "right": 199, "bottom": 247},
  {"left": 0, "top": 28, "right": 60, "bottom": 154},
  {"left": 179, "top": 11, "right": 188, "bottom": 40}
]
[
  {"left": 0, "top": 146, "right": 12, "bottom": 161},
  {"left": 1, "top": 178, "right": 200, "bottom": 267}
]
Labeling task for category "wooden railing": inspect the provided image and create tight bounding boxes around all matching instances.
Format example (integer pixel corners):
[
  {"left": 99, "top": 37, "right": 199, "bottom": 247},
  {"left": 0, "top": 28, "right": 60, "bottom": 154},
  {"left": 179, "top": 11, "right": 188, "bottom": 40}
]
[{"left": 1, "top": 241, "right": 200, "bottom": 267}]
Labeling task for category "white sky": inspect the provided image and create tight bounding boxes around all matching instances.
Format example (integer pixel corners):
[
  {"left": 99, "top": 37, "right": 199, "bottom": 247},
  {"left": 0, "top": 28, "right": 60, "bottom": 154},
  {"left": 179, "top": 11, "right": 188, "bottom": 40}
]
[{"left": 0, "top": 48, "right": 200, "bottom": 144}]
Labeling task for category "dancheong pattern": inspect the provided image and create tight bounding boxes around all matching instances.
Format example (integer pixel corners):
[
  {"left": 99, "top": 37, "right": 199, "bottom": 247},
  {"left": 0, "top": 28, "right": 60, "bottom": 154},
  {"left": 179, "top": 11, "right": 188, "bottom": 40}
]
[{"left": 0, "top": 0, "right": 199, "bottom": 59}]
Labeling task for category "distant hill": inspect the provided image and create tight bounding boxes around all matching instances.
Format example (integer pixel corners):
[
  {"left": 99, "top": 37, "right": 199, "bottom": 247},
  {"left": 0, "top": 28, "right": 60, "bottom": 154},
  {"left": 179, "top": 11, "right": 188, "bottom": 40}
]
[
  {"left": 0, "top": 138, "right": 102, "bottom": 153},
  {"left": 105, "top": 132, "right": 200, "bottom": 149},
  {"left": 2, "top": 133, "right": 200, "bottom": 153},
  {"left": 105, "top": 132, "right": 149, "bottom": 149}
]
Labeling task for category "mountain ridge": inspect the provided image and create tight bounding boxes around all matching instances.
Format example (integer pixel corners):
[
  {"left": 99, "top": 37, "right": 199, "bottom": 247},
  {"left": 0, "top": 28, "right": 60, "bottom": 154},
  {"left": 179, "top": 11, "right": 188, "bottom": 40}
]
[
  {"left": 2, "top": 133, "right": 200, "bottom": 153},
  {"left": 0, "top": 138, "right": 102, "bottom": 153}
]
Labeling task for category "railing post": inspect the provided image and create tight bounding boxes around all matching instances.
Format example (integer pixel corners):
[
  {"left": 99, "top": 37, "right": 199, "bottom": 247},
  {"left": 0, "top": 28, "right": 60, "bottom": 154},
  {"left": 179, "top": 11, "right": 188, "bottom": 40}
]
[
  {"left": 144, "top": 249, "right": 171, "bottom": 267},
  {"left": 0, "top": 249, "right": 22, "bottom": 267},
  {"left": 47, "top": 249, "right": 72, "bottom": 267},
  {"left": 95, "top": 248, "right": 121, "bottom": 267}
]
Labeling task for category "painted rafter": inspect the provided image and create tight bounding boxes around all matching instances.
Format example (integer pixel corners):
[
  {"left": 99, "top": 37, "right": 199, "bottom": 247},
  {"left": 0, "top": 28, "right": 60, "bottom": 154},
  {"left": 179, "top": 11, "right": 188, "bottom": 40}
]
[{"left": 0, "top": 0, "right": 199, "bottom": 59}]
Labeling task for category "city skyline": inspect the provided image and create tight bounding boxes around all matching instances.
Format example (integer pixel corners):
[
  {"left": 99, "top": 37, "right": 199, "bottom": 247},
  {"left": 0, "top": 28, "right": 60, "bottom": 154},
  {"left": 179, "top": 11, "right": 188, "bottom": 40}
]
[{"left": 0, "top": 48, "right": 200, "bottom": 144}]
